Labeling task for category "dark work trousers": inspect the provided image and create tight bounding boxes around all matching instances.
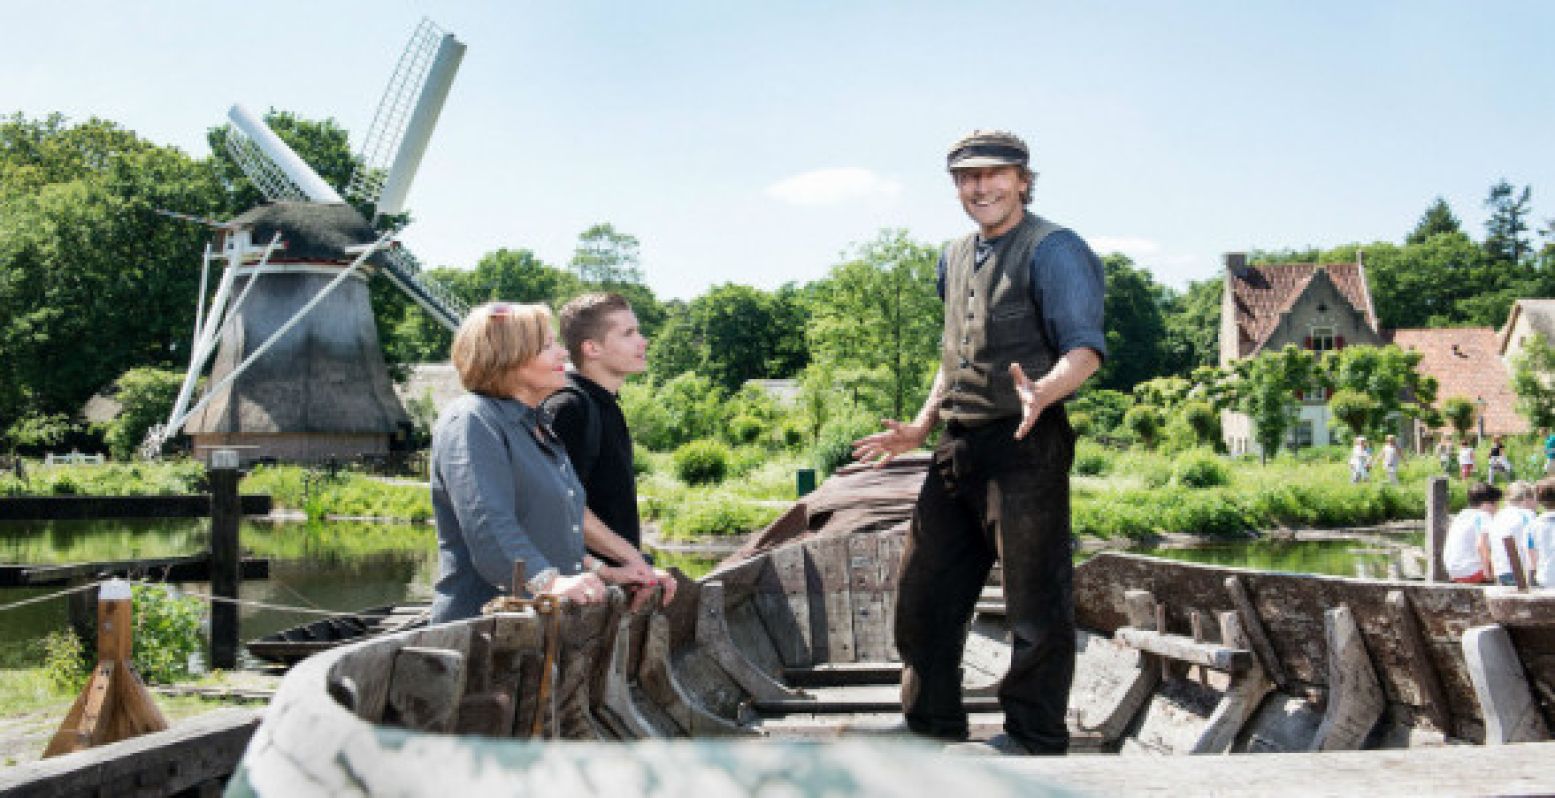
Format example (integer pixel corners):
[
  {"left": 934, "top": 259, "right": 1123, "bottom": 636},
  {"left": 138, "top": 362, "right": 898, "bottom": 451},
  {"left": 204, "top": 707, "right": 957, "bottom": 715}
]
[{"left": 895, "top": 409, "right": 1076, "bottom": 753}]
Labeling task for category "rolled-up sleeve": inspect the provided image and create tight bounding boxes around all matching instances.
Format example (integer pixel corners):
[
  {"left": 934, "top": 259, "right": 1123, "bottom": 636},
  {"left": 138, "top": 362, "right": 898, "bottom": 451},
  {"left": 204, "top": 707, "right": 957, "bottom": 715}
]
[
  {"left": 1030, "top": 230, "right": 1108, "bottom": 361},
  {"left": 437, "top": 410, "right": 553, "bottom": 589}
]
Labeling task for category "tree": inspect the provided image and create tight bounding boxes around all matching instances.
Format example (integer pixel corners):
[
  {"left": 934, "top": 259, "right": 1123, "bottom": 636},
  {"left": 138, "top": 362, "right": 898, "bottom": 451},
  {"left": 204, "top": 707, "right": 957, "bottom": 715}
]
[
  {"left": 1406, "top": 197, "right": 1462, "bottom": 245},
  {"left": 1442, "top": 396, "right": 1477, "bottom": 442},
  {"left": 1122, "top": 404, "right": 1163, "bottom": 449},
  {"left": 569, "top": 223, "right": 643, "bottom": 284},
  {"left": 1233, "top": 345, "right": 1318, "bottom": 462},
  {"left": 1180, "top": 400, "right": 1220, "bottom": 448},
  {"left": 807, "top": 229, "right": 942, "bottom": 419},
  {"left": 1160, "top": 278, "right": 1223, "bottom": 373},
  {"left": 1484, "top": 180, "right": 1534, "bottom": 267},
  {"left": 0, "top": 115, "right": 227, "bottom": 439},
  {"left": 1096, "top": 254, "right": 1170, "bottom": 391},
  {"left": 647, "top": 284, "right": 808, "bottom": 392},
  {"left": 1323, "top": 344, "right": 1437, "bottom": 434},
  {"left": 1328, "top": 388, "right": 1380, "bottom": 441},
  {"left": 99, "top": 367, "right": 183, "bottom": 461},
  {"left": 1512, "top": 333, "right": 1555, "bottom": 430}
]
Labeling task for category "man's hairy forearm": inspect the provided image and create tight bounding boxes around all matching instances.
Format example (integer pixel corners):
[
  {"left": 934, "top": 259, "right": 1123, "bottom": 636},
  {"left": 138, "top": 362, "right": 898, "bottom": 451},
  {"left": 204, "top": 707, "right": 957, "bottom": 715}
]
[
  {"left": 910, "top": 369, "right": 945, "bottom": 432},
  {"left": 582, "top": 510, "right": 644, "bottom": 565},
  {"left": 1038, "top": 348, "right": 1102, "bottom": 401}
]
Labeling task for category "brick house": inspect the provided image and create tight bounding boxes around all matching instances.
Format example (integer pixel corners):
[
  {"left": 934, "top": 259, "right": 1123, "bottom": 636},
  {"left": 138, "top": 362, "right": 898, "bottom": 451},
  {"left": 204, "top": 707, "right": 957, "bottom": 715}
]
[
  {"left": 1219, "top": 253, "right": 1384, "bottom": 454},
  {"left": 1219, "top": 252, "right": 1530, "bottom": 454}
]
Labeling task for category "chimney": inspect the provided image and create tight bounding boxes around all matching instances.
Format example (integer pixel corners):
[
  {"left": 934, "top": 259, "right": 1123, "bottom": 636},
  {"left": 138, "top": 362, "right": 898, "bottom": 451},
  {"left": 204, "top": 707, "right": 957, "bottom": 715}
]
[{"left": 1223, "top": 252, "right": 1248, "bottom": 275}]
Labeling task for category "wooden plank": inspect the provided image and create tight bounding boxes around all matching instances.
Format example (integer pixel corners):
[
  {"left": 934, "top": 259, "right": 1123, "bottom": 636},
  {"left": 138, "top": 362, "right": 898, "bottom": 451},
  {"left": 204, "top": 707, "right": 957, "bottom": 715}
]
[
  {"left": 0, "top": 493, "right": 270, "bottom": 521},
  {"left": 1464, "top": 623, "right": 1552, "bottom": 744},
  {"left": 597, "top": 611, "right": 662, "bottom": 738},
  {"left": 808, "top": 536, "right": 855, "bottom": 662},
  {"left": 636, "top": 613, "right": 750, "bottom": 736},
  {"left": 1310, "top": 605, "right": 1385, "bottom": 751},
  {"left": 783, "top": 663, "right": 902, "bottom": 687},
  {"left": 1505, "top": 536, "right": 1532, "bottom": 591},
  {"left": 754, "top": 685, "right": 1002, "bottom": 715},
  {"left": 1071, "top": 631, "right": 1158, "bottom": 744},
  {"left": 696, "top": 580, "right": 803, "bottom": 702},
  {"left": 847, "top": 534, "right": 891, "bottom": 662},
  {"left": 1426, "top": 475, "right": 1450, "bottom": 582},
  {"left": 879, "top": 531, "right": 905, "bottom": 662},
  {"left": 1224, "top": 575, "right": 1290, "bottom": 690},
  {"left": 0, "top": 709, "right": 259, "bottom": 797},
  {"left": 752, "top": 543, "right": 813, "bottom": 667},
  {"left": 1114, "top": 628, "right": 1253, "bottom": 673},
  {"left": 1191, "top": 611, "right": 1274, "bottom": 754},
  {"left": 1385, "top": 590, "right": 1452, "bottom": 734},
  {"left": 385, "top": 646, "right": 466, "bottom": 733}
]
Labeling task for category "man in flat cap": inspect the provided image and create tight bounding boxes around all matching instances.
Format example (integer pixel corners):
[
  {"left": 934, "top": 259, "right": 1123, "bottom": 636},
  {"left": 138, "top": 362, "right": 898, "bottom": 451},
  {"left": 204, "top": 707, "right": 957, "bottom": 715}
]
[{"left": 854, "top": 130, "right": 1106, "bottom": 755}]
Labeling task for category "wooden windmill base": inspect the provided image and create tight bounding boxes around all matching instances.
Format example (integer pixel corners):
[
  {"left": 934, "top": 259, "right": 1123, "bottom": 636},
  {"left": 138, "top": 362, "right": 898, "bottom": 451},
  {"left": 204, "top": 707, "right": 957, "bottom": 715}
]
[{"left": 43, "top": 582, "right": 169, "bottom": 758}]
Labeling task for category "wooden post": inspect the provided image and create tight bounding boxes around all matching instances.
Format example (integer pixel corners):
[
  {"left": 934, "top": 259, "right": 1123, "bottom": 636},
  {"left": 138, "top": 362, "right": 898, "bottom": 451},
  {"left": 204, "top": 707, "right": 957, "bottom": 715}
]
[
  {"left": 1502, "top": 537, "right": 1530, "bottom": 591},
  {"left": 208, "top": 450, "right": 241, "bottom": 670},
  {"left": 1426, "top": 476, "right": 1449, "bottom": 583},
  {"left": 44, "top": 579, "right": 169, "bottom": 757}
]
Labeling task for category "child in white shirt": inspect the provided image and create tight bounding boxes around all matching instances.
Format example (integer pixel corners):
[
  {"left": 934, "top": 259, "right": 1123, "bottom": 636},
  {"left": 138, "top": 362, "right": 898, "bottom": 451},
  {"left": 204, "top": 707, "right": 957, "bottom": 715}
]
[{"left": 1443, "top": 481, "right": 1501, "bottom": 583}]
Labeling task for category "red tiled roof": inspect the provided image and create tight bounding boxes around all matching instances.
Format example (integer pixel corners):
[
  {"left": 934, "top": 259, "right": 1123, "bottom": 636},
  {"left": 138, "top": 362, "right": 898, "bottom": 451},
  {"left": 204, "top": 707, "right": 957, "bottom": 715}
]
[
  {"left": 1388, "top": 328, "right": 1528, "bottom": 436},
  {"left": 1229, "top": 263, "right": 1376, "bottom": 358}
]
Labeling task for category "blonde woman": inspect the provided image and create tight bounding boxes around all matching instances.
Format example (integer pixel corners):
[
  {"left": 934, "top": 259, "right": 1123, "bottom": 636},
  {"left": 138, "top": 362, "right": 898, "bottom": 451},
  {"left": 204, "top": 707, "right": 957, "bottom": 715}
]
[{"left": 430, "top": 302, "right": 612, "bottom": 623}]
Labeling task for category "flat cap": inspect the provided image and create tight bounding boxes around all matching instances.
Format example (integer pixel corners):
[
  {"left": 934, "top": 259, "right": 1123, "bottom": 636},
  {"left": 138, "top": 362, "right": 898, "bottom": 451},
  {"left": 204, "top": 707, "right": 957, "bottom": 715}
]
[{"left": 946, "top": 129, "right": 1029, "bottom": 170}]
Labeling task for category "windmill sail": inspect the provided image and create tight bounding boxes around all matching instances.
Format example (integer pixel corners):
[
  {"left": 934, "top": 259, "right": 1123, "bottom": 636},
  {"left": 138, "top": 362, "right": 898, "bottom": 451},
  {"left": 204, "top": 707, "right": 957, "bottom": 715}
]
[{"left": 347, "top": 18, "right": 467, "bottom": 219}]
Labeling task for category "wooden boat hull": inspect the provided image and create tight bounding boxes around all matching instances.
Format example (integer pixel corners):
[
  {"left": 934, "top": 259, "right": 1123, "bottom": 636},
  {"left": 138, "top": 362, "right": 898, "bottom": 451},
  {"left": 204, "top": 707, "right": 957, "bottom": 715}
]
[
  {"left": 229, "top": 458, "right": 1555, "bottom": 794},
  {"left": 246, "top": 603, "right": 430, "bottom": 664}
]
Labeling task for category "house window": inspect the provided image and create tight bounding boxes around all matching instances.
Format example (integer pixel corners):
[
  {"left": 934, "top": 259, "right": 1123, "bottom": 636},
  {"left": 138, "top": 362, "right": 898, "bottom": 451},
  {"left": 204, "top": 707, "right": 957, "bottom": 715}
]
[
  {"left": 1289, "top": 421, "right": 1314, "bottom": 449},
  {"left": 1302, "top": 383, "right": 1326, "bottom": 403},
  {"left": 1308, "top": 326, "right": 1336, "bottom": 353}
]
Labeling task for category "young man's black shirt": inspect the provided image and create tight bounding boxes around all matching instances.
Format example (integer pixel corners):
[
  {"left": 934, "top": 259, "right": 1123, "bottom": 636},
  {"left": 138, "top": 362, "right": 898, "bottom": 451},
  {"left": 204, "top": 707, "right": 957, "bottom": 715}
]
[{"left": 541, "top": 372, "right": 641, "bottom": 553}]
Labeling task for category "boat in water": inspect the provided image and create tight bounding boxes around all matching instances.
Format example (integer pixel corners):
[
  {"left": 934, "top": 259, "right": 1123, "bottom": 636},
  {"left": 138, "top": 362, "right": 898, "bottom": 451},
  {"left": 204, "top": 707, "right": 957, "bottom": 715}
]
[{"left": 221, "top": 455, "right": 1555, "bottom": 794}]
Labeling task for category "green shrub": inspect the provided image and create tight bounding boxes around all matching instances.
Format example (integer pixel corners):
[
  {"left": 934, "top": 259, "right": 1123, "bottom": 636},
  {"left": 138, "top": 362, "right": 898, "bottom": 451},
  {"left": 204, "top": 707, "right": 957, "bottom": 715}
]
[
  {"left": 813, "top": 414, "right": 879, "bottom": 477},
  {"left": 42, "top": 631, "right": 89, "bottom": 694},
  {"left": 661, "top": 497, "right": 783, "bottom": 538},
  {"left": 773, "top": 419, "right": 807, "bottom": 450},
  {"left": 131, "top": 584, "right": 204, "bottom": 683},
  {"left": 1173, "top": 449, "right": 1229, "bottom": 489},
  {"left": 49, "top": 474, "right": 79, "bottom": 495},
  {"left": 632, "top": 444, "right": 652, "bottom": 476},
  {"left": 1073, "top": 441, "right": 1111, "bottom": 477},
  {"left": 727, "top": 445, "right": 768, "bottom": 478},
  {"left": 726, "top": 414, "right": 765, "bottom": 446},
  {"left": 1068, "top": 411, "right": 1093, "bottom": 438},
  {"left": 1123, "top": 404, "right": 1163, "bottom": 449},
  {"left": 673, "top": 439, "right": 730, "bottom": 485}
]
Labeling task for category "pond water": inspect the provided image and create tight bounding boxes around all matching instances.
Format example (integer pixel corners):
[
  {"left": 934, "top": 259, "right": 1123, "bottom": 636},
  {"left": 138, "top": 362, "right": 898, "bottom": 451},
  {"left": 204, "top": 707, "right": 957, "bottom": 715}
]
[{"left": 0, "top": 519, "right": 1423, "bottom": 669}]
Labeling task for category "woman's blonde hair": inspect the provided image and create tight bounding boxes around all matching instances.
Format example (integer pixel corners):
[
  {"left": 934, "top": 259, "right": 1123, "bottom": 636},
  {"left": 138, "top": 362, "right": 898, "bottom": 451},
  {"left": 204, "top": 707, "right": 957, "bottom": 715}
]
[{"left": 451, "top": 302, "right": 553, "bottom": 396}]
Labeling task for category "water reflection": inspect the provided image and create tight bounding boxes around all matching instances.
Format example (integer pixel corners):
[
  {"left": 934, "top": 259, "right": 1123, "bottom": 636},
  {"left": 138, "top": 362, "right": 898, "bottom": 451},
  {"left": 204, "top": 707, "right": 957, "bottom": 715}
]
[{"left": 0, "top": 519, "right": 1421, "bottom": 669}]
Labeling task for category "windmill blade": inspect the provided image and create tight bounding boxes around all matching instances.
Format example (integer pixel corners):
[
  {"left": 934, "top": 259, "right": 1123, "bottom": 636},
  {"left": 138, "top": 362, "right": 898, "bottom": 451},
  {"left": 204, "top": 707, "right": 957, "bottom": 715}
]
[
  {"left": 378, "top": 243, "right": 467, "bottom": 332},
  {"left": 346, "top": 18, "right": 466, "bottom": 218},
  {"left": 225, "top": 104, "right": 344, "bottom": 204}
]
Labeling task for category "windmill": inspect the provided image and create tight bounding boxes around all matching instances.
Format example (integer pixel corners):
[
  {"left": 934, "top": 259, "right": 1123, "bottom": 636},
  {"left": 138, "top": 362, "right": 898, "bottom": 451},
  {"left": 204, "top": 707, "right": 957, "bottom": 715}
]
[{"left": 149, "top": 19, "right": 469, "bottom": 464}]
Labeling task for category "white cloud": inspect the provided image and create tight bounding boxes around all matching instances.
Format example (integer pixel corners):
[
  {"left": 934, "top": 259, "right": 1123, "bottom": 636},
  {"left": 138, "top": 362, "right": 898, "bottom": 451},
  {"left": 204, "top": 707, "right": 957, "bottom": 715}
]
[
  {"left": 764, "top": 167, "right": 903, "bottom": 207},
  {"left": 1090, "top": 236, "right": 1162, "bottom": 257}
]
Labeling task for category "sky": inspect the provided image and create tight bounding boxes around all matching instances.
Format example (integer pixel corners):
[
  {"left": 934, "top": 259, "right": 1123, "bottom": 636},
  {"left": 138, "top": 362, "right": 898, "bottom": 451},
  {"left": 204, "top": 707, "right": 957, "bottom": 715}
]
[{"left": 4, "top": 1, "right": 1554, "bottom": 299}]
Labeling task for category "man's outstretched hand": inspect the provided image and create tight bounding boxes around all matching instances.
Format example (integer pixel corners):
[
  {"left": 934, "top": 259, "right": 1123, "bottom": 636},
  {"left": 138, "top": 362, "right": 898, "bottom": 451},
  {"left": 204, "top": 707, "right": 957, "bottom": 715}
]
[
  {"left": 852, "top": 419, "right": 928, "bottom": 468},
  {"left": 1011, "top": 363, "right": 1049, "bottom": 441}
]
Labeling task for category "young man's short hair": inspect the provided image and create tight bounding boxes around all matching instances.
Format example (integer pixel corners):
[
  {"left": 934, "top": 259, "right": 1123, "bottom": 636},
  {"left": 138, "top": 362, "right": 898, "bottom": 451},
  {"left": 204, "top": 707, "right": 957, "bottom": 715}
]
[
  {"left": 1536, "top": 478, "right": 1555, "bottom": 507},
  {"left": 1468, "top": 481, "right": 1503, "bottom": 506},
  {"left": 558, "top": 292, "right": 632, "bottom": 365}
]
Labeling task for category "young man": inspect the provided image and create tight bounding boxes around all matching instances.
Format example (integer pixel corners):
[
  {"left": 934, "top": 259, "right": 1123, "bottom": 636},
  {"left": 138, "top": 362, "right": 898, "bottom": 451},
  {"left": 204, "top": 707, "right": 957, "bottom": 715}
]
[
  {"left": 1443, "top": 481, "right": 1501, "bottom": 584},
  {"left": 853, "top": 130, "right": 1105, "bottom": 755},
  {"left": 1489, "top": 480, "right": 1537, "bottom": 586},
  {"left": 1527, "top": 478, "right": 1555, "bottom": 587},
  {"left": 541, "top": 293, "right": 674, "bottom": 605}
]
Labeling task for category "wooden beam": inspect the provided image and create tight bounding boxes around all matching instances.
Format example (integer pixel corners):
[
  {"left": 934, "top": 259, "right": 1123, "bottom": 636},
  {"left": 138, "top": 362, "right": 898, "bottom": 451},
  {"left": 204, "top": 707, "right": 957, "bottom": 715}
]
[
  {"left": 0, "top": 556, "right": 269, "bottom": 588},
  {"left": 696, "top": 581, "right": 804, "bottom": 703},
  {"left": 1191, "top": 611, "right": 1273, "bottom": 754},
  {"left": 1463, "top": 623, "right": 1552, "bottom": 744},
  {"left": 1224, "top": 575, "right": 1289, "bottom": 690},
  {"left": 783, "top": 663, "right": 903, "bottom": 687},
  {"left": 1310, "top": 605, "right": 1385, "bottom": 751},
  {"left": 1425, "top": 476, "right": 1450, "bottom": 582},
  {"left": 1385, "top": 590, "right": 1452, "bottom": 734},
  {"left": 385, "top": 646, "right": 466, "bottom": 733},
  {"left": 1114, "top": 628, "right": 1253, "bottom": 672},
  {"left": 636, "top": 613, "right": 751, "bottom": 736},
  {"left": 1503, "top": 537, "right": 1531, "bottom": 591}
]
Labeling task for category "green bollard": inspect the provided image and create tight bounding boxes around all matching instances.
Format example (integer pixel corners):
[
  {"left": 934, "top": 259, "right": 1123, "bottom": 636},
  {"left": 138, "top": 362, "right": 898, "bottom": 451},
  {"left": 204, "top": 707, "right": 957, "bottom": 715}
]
[{"left": 796, "top": 468, "right": 817, "bottom": 497}]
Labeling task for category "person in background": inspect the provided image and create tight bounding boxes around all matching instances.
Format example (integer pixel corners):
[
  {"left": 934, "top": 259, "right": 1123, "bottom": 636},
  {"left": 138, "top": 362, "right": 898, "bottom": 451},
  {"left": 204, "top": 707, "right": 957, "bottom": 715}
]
[
  {"left": 1527, "top": 478, "right": 1555, "bottom": 587},
  {"left": 1442, "top": 481, "right": 1500, "bottom": 584},
  {"left": 542, "top": 292, "right": 676, "bottom": 609},
  {"left": 1348, "top": 436, "right": 1372, "bottom": 483},
  {"left": 1488, "top": 435, "right": 1513, "bottom": 484},
  {"left": 1459, "top": 440, "right": 1477, "bottom": 480},
  {"left": 1380, "top": 434, "right": 1403, "bottom": 484},
  {"left": 429, "top": 302, "right": 632, "bottom": 623},
  {"left": 1437, "top": 434, "right": 1455, "bottom": 476},
  {"left": 1543, "top": 428, "right": 1555, "bottom": 475},
  {"left": 1489, "top": 480, "right": 1537, "bottom": 586}
]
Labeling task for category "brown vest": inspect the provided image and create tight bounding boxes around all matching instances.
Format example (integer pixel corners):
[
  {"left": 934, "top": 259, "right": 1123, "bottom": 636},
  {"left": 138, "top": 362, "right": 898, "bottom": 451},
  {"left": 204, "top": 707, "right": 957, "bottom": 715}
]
[{"left": 939, "top": 212, "right": 1064, "bottom": 425}]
